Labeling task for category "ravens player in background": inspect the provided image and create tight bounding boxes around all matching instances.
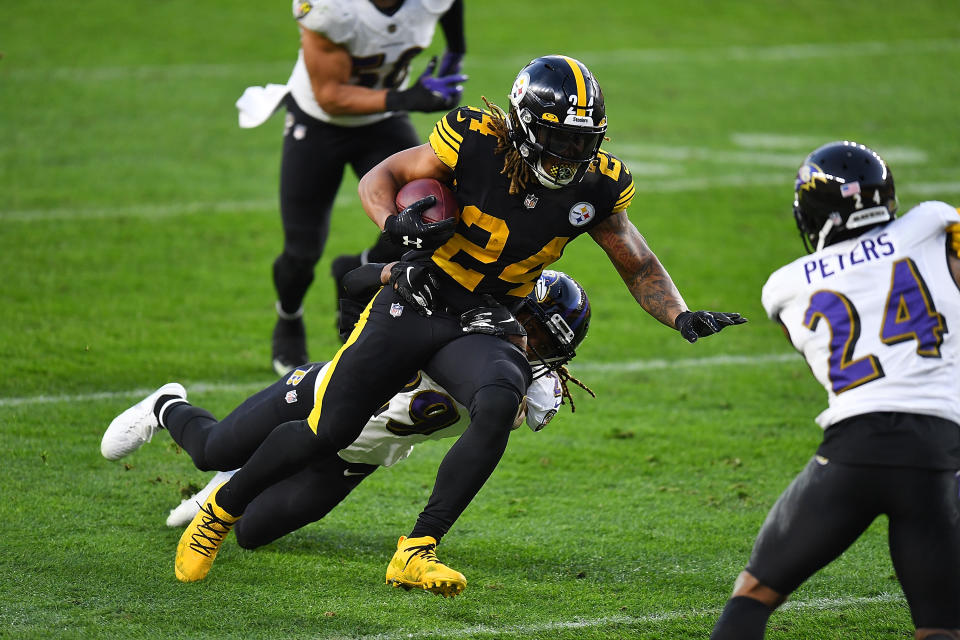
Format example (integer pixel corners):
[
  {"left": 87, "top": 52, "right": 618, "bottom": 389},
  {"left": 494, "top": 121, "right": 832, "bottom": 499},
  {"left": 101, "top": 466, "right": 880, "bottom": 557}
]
[
  {"left": 103, "top": 268, "right": 591, "bottom": 553},
  {"left": 711, "top": 142, "right": 960, "bottom": 640},
  {"left": 174, "top": 54, "right": 746, "bottom": 594},
  {"left": 235, "top": 0, "right": 468, "bottom": 375}
]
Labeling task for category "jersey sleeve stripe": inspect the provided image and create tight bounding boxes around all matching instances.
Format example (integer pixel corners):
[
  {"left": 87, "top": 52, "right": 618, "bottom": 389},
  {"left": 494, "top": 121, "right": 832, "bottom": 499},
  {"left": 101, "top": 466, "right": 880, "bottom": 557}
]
[
  {"left": 613, "top": 182, "right": 636, "bottom": 212},
  {"left": 428, "top": 121, "right": 460, "bottom": 169}
]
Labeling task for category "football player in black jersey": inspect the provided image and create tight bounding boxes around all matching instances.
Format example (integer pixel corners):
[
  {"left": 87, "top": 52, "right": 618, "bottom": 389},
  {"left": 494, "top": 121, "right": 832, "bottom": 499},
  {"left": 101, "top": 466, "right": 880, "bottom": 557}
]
[
  {"left": 174, "top": 55, "right": 746, "bottom": 595},
  {"left": 103, "top": 265, "right": 591, "bottom": 556}
]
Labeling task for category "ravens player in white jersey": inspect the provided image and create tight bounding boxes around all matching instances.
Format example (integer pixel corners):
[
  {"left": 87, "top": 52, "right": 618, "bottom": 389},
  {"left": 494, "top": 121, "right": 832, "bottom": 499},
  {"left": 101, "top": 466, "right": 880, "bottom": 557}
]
[
  {"left": 174, "top": 55, "right": 745, "bottom": 594},
  {"left": 236, "top": 0, "right": 467, "bottom": 375},
  {"left": 102, "top": 269, "right": 591, "bottom": 570},
  {"left": 711, "top": 141, "right": 960, "bottom": 640}
]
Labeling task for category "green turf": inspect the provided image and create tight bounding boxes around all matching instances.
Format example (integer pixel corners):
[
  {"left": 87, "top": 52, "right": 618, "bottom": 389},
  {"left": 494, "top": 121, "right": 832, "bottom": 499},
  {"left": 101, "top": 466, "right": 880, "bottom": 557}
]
[{"left": 2, "top": 0, "right": 958, "bottom": 637}]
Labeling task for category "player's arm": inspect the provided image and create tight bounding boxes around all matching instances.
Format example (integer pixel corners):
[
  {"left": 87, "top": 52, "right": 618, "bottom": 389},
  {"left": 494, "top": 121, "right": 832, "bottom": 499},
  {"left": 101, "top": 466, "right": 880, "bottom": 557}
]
[
  {"left": 300, "top": 26, "right": 389, "bottom": 115},
  {"left": 948, "top": 222, "right": 960, "bottom": 287},
  {"left": 589, "top": 211, "right": 687, "bottom": 328},
  {"left": 437, "top": 0, "right": 465, "bottom": 76},
  {"left": 358, "top": 143, "right": 454, "bottom": 230}
]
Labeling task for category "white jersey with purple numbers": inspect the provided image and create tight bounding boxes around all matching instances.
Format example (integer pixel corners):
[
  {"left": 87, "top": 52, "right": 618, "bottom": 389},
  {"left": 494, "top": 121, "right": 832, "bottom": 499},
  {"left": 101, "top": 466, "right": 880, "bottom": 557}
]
[
  {"left": 762, "top": 201, "right": 960, "bottom": 428},
  {"left": 288, "top": 0, "right": 453, "bottom": 127},
  {"left": 328, "top": 365, "right": 563, "bottom": 467}
]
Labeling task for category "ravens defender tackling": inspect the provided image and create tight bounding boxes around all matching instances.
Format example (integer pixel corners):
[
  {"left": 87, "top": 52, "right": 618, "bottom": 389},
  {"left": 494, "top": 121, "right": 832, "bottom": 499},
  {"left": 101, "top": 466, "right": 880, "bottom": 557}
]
[
  {"left": 171, "top": 55, "right": 746, "bottom": 595},
  {"left": 103, "top": 269, "right": 592, "bottom": 559}
]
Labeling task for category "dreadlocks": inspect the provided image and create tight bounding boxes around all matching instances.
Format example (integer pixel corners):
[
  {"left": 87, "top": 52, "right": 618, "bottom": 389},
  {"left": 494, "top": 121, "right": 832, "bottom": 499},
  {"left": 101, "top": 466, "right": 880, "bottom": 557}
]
[
  {"left": 556, "top": 365, "right": 595, "bottom": 414},
  {"left": 481, "top": 96, "right": 532, "bottom": 195}
]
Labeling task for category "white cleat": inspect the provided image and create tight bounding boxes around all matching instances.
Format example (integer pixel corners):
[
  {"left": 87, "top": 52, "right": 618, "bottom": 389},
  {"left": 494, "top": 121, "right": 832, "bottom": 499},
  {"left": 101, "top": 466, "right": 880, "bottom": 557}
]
[
  {"left": 166, "top": 470, "right": 238, "bottom": 527},
  {"left": 101, "top": 383, "right": 186, "bottom": 460}
]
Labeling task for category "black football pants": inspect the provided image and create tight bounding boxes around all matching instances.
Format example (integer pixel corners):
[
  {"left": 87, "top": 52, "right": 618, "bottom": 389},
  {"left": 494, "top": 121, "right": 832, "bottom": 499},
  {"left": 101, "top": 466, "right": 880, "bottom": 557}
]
[
  {"left": 164, "top": 363, "right": 377, "bottom": 549},
  {"left": 217, "top": 286, "right": 532, "bottom": 541},
  {"left": 273, "top": 97, "right": 418, "bottom": 314},
  {"left": 746, "top": 456, "right": 960, "bottom": 628}
]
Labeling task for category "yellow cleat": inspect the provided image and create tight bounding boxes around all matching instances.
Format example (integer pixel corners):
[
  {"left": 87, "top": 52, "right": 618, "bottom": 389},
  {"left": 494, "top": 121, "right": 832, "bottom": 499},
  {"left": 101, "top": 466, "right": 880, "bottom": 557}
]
[
  {"left": 174, "top": 483, "right": 240, "bottom": 582},
  {"left": 385, "top": 535, "right": 466, "bottom": 598}
]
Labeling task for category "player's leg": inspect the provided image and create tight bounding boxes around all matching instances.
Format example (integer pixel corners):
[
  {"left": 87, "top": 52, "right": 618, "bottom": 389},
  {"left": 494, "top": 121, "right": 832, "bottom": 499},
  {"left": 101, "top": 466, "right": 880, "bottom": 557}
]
[
  {"left": 272, "top": 97, "right": 346, "bottom": 374},
  {"left": 885, "top": 468, "right": 960, "bottom": 638},
  {"left": 176, "top": 290, "right": 457, "bottom": 581},
  {"left": 101, "top": 383, "right": 187, "bottom": 460},
  {"left": 164, "top": 363, "right": 325, "bottom": 471},
  {"left": 711, "top": 457, "right": 878, "bottom": 640},
  {"left": 330, "top": 114, "right": 421, "bottom": 333},
  {"left": 384, "top": 335, "right": 531, "bottom": 597},
  {"left": 233, "top": 455, "right": 377, "bottom": 549}
]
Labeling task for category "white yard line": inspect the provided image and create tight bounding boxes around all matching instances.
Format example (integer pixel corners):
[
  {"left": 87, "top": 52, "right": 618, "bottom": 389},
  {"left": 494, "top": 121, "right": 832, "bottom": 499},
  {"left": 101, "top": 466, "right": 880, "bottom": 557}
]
[
  {"left": 0, "top": 353, "right": 801, "bottom": 407},
  {"left": 8, "top": 39, "right": 959, "bottom": 82},
  {"left": 349, "top": 592, "right": 903, "bottom": 640}
]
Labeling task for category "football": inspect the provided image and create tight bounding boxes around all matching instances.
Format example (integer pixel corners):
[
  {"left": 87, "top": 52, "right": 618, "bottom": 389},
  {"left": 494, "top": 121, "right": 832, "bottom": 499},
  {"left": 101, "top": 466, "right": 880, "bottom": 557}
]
[{"left": 395, "top": 178, "right": 460, "bottom": 224}]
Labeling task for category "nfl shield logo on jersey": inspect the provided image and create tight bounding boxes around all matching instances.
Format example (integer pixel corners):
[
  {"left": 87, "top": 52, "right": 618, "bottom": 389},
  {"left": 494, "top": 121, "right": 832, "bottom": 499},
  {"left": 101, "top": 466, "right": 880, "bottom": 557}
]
[
  {"left": 524, "top": 193, "right": 539, "bottom": 209},
  {"left": 390, "top": 302, "right": 404, "bottom": 318},
  {"left": 284, "top": 390, "right": 298, "bottom": 404}
]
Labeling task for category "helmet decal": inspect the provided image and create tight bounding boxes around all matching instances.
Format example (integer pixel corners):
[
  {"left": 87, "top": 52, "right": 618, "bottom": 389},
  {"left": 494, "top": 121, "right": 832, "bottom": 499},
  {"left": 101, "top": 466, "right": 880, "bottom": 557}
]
[
  {"left": 839, "top": 181, "right": 860, "bottom": 198},
  {"left": 510, "top": 72, "right": 530, "bottom": 106},
  {"left": 559, "top": 57, "right": 587, "bottom": 115},
  {"left": 795, "top": 162, "right": 827, "bottom": 192}
]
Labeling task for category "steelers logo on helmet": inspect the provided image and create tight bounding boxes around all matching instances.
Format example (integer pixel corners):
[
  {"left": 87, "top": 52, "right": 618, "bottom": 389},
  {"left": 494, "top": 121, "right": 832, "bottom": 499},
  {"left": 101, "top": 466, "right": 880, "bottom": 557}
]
[
  {"left": 506, "top": 55, "right": 607, "bottom": 190},
  {"left": 510, "top": 72, "right": 530, "bottom": 106}
]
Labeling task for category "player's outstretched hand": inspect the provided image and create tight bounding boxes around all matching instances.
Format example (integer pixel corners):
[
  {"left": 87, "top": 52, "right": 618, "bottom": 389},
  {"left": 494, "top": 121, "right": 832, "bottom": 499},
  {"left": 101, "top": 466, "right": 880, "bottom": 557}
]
[
  {"left": 675, "top": 310, "right": 747, "bottom": 343},
  {"left": 385, "top": 57, "right": 468, "bottom": 113},
  {"left": 384, "top": 196, "right": 456, "bottom": 250},
  {"left": 389, "top": 262, "right": 441, "bottom": 317}
]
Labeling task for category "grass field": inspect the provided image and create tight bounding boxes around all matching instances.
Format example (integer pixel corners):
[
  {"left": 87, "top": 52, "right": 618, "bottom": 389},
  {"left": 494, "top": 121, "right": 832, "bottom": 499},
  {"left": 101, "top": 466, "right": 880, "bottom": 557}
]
[{"left": 2, "top": 1, "right": 959, "bottom": 638}]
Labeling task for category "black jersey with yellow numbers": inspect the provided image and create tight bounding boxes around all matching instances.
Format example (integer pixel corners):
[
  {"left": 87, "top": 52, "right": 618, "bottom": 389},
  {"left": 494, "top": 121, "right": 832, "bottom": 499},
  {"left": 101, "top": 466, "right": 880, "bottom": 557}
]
[{"left": 427, "top": 106, "right": 636, "bottom": 303}]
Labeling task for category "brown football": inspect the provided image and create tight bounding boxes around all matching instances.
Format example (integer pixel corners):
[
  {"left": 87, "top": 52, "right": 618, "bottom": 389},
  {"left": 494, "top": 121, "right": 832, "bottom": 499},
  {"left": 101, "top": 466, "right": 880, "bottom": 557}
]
[{"left": 395, "top": 178, "right": 460, "bottom": 224}]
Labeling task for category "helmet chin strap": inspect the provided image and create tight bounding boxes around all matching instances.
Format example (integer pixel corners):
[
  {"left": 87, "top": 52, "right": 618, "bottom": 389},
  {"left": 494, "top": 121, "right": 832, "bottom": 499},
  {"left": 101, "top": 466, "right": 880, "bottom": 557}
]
[
  {"left": 815, "top": 219, "right": 834, "bottom": 252},
  {"left": 815, "top": 213, "right": 842, "bottom": 252}
]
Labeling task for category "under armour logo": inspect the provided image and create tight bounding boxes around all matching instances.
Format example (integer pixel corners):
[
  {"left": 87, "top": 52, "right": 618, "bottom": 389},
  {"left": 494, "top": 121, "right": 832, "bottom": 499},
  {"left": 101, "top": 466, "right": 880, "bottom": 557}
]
[{"left": 401, "top": 235, "right": 423, "bottom": 248}]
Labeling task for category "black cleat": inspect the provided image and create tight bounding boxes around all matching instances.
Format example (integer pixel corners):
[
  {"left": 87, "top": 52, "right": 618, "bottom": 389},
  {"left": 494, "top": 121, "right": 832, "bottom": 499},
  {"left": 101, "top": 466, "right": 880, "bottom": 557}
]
[{"left": 271, "top": 312, "right": 307, "bottom": 376}]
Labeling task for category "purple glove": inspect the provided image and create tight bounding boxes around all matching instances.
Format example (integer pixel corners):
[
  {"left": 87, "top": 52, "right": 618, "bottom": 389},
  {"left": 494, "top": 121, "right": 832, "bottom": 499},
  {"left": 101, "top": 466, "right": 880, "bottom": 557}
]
[
  {"left": 438, "top": 51, "right": 464, "bottom": 76},
  {"left": 419, "top": 56, "right": 467, "bottom": 104},
  {"left": 385, "top": 57, "right": 468, "bottom": 112}
]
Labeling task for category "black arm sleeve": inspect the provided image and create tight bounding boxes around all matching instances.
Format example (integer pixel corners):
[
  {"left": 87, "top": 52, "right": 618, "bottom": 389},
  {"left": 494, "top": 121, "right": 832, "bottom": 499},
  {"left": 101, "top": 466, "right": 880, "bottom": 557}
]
[{"left": 439, "top": 0, "right": 465, "bottom": 53}]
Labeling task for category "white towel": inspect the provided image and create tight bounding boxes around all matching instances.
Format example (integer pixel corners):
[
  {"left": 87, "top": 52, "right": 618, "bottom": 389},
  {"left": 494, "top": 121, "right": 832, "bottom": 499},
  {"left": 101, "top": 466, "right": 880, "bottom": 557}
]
[{"left": 235, "top": 83, "right": 290, "bottom": 129}]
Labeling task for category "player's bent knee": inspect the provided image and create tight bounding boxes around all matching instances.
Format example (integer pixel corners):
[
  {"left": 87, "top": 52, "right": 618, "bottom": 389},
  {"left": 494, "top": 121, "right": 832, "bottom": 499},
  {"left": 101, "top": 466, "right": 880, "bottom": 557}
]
[
  {"left": 730, "top": 570, "right": 787, "bottom": 609},
  {"left": 470, "top": 385, "right": 523, "bottom": 432},
  {"left": 916, "top": 629, "right": 960, "bottom": 640}
]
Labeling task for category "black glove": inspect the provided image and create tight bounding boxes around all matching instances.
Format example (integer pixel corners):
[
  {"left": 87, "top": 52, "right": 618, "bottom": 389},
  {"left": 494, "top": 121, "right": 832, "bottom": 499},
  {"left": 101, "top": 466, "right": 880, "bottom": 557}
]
[
  {"left": 461, "top": 298, "right": 526, "bottom": 337},
  {"left": 389, "top": 262, "right": 441, "bottom": 317},
  {"left": 675, "top": 310, "right": 747, "bottom": 343},
  {"left": 383, "top": 195, "right": 456, "bottom": 250},
  {"left": 385, "top": 57, "right": 467, "bottom": 113}
]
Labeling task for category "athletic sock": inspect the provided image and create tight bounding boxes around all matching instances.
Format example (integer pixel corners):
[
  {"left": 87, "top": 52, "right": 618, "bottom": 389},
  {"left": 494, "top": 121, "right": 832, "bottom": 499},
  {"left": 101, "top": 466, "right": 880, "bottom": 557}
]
[
  {"left": 153, "top": 396, "right": 188, "bottom": 428},
  {"left": 710, "top": 596, "right": 772, "bottom": 640}
]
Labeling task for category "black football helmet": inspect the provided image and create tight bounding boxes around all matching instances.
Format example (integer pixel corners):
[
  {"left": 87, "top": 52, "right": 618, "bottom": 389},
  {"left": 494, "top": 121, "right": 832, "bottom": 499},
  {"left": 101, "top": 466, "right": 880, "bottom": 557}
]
[
  {"left": 793, "top": 140, "right": 897, "bottom": 253},
  {"left": 506, "top": 55, "right": 607, "bottom": 189},
  {"left": 517, "top": 270, "right": 591, "bottom": 373}
]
